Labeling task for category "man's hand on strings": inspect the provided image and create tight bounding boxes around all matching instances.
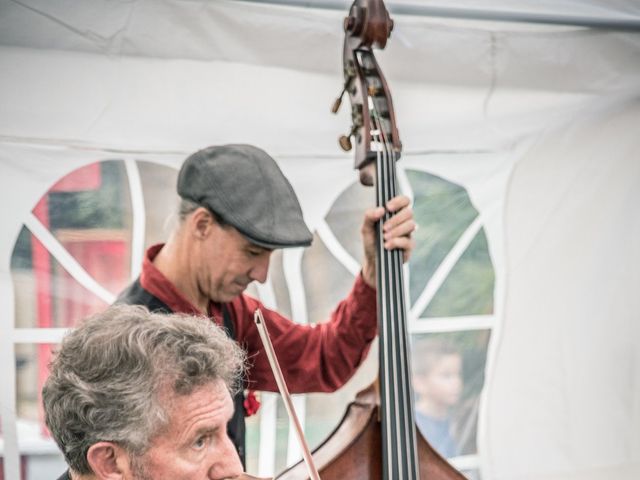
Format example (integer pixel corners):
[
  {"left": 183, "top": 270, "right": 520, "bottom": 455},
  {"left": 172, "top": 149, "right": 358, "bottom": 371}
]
[{"left": 361, "top": 195, "right": 416, "bottom": 289}]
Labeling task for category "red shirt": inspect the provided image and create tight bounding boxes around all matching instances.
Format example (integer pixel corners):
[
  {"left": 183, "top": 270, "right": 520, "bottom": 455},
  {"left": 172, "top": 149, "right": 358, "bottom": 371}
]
[{"left": 140, "top": 244, "right": 378, "bottom": 393}]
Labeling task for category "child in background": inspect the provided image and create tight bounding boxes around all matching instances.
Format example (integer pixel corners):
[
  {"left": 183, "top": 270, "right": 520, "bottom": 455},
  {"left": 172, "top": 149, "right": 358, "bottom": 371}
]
[{"left": 411, "top": 337, "right": 463, "bottom": 458}]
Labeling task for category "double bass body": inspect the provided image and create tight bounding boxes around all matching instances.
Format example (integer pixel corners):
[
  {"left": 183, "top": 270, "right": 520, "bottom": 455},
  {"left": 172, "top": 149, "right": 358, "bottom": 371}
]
[{"left": 277, "top": 385, "right": 466, "bottom": 479}]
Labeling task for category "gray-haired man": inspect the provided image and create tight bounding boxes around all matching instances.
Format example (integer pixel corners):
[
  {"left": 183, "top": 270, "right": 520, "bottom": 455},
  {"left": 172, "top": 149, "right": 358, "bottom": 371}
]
[{"left": 43, "top": 304, "right": 246, "bottom": 480}]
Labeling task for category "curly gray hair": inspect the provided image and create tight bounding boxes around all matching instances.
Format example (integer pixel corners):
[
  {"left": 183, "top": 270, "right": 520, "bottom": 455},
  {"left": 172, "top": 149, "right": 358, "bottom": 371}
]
[{"left": 42, "top": 304, "right": 245, "bottom": 475}]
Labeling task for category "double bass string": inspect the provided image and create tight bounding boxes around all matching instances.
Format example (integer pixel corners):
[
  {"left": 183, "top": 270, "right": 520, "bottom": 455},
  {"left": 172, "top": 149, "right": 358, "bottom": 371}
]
[
  {"left": 370, "top": 102, "right": 395, "bottom": 479},
  {"left": 370, "top": 92, "right": 420, "bottom": 479},
  {"left": 374, "top": 107, "right": 400, "bottom": 479},
  {"left": 371, "top": 111, "right": 394, "bottom": 479},
  {"left": 383, "top": 114, "right": 420, "bottom": 480},
  {"left": 381, "top": 127, "right": 413, "bottom": 480}
]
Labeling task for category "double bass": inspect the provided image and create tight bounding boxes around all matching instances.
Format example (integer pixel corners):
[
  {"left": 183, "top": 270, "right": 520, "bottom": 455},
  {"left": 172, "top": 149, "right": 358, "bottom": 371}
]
[{"left": 277, "top": 1, "right": 468, "bottom": 478}]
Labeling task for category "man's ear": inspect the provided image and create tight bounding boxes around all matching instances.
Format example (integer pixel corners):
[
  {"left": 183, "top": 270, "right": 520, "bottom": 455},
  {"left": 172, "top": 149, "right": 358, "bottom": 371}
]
[
  {"left": 190, "top": 207, "right": 215, "bottom": 239},
  {"left": 85, "top": 442, "right": 130, "bottom": 480}
]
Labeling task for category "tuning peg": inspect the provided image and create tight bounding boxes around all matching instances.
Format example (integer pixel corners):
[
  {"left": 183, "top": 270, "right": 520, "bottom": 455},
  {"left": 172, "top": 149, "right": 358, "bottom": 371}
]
[
  {"left": 338, "top": 125, "right": 359, "bottom": 151},
  {"left": 332, "top": 80, "right": 351, "bottom": 114},
  {"left": 339, "top": 134, "right": 352, "bottom": 151},
  {"left": 331, "top": 89, "right": 346, "bottom": 114},
  {"left": 332, "top": 63, "right": 356, "bottom": 114}
]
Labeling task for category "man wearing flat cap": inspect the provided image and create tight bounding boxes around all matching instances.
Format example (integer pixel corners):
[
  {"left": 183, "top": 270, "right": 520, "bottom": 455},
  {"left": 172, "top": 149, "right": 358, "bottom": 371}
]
[{"left": 117, "top": 144, "right": 416, "bottom": 465}]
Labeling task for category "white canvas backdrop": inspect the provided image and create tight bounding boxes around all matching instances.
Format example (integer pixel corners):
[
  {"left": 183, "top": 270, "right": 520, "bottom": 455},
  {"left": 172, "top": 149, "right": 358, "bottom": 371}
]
[{"left": 0, "top": 1, "right": 639, "bottom": 478}]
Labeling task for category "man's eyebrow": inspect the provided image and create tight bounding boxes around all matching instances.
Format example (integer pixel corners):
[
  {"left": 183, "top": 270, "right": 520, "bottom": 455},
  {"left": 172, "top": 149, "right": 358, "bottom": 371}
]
[{"left": 193, "top": 426, "right": 219, "bottom": 438}]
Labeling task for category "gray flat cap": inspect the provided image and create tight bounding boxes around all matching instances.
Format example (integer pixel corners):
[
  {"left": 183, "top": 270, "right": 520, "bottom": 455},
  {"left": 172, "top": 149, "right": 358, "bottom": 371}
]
[{"left": 177, "top": 144, "right": 313, "bottom": 249}]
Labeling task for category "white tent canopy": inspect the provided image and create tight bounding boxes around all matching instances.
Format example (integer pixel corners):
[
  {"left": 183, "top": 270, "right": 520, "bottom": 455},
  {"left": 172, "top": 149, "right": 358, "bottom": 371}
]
[{"left": 0, "top": 1, "right": 639, "bottom": 479}]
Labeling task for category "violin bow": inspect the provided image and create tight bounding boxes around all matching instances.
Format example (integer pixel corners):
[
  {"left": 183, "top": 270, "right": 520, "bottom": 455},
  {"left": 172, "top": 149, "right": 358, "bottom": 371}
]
[{"left": 253, "top": 309, "right": 322, "bottom": 480}]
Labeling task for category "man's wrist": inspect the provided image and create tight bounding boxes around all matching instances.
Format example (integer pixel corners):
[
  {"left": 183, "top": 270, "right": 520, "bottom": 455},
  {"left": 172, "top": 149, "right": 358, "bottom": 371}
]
[{"left": 361, "top": 261, "right": 376, "bottom": 289}]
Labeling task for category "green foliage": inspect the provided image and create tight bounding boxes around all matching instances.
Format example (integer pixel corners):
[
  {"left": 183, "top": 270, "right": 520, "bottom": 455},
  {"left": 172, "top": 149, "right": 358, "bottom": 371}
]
[
  {"left": 424, "top": 230, "right": 494, "bottom": 317},
  {"left": 407, "top": 170, "right": 494, "bottom": 317}
]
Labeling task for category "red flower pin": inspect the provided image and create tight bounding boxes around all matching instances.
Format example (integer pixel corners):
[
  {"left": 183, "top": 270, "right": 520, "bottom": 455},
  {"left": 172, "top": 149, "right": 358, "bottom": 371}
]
[{"left": 244, "top": 390, "right": 261, "bottom": 416}]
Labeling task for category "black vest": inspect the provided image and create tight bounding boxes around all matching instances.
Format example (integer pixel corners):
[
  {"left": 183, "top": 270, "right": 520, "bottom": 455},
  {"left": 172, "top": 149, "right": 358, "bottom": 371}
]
[{"left": 116, "top": 278, "right": 247, "bottom": 466}]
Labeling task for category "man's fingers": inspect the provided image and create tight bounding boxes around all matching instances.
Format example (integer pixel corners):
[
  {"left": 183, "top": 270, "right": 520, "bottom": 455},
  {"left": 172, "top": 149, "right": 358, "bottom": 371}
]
[
  {"left": 385, "top": 195, "right": 411, "bottom": 213},
  {"left": 383, "top": 219, "right": 417, "bottom": 241},
  {"left": 383, "top": 235, "right": 415, "bottom": 258},
  {"left": 363, "top": 206, "right": 386, "bottom": 227},
  {"left": 388, "top": 197, "right": 411, "bottom": 211},
  {"left": 382, "top": 206, "right": 413, "bottom": 232},
  {"left": 362, "top": 194, "right": 416, "bottom": 267}
]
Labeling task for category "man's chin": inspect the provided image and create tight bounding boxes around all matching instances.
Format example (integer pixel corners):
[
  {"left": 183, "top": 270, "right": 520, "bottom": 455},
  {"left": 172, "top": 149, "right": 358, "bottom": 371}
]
[{"left": 220, "top": 285, "right": 247, "bottom": 301}]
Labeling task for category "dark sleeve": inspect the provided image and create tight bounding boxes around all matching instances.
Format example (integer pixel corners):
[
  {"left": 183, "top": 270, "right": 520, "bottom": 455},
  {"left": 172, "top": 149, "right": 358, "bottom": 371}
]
[
  {"left": 231, "top": 274, "right": 377, "bottom": 393},
  {"left": 115, "top": 278, "right": 172, "bottom": 313}
]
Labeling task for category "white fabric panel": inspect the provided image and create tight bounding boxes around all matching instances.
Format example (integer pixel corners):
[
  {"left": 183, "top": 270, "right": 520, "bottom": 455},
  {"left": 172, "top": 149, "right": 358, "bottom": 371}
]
[
  {"left": 0, "top": 46, "right": 352, "bottom": 154},
  {"left": 1, "top": 0, "right": 640, "bottom": 91},
  {"left": 3, "top": 44, "right": 629, "bottom": 159},
  {"left": 0, "top": 1, "right": 639, "bottom": 479},
  {"left": 487, "top": 100, "right": 640, "bottom": 479}
]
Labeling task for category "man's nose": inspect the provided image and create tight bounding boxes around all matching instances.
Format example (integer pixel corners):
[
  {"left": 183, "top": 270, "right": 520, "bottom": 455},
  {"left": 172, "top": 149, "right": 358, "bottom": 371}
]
[
  {"left": 208, "top": 434, "right": 243, "bottom": 479},
  {"left": 249, "top": 253, "right": 271, "bottom": 284}
]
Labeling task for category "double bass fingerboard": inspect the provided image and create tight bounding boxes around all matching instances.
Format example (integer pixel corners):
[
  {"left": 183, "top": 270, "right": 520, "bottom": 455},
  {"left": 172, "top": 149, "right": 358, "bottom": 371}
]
[{"left": 364, "top": 47, "right": 420, "bottom": 479}]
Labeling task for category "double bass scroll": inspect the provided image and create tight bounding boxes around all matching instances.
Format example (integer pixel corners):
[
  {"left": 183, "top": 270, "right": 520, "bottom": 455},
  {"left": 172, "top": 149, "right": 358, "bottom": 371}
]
[{"left": 332, "top": 0, "right": 401, "bottom": 187}]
